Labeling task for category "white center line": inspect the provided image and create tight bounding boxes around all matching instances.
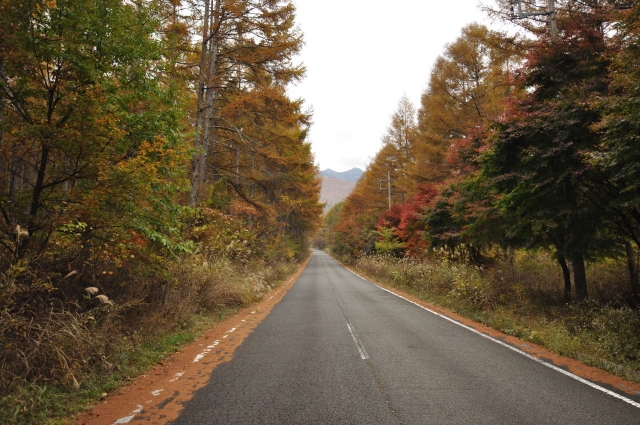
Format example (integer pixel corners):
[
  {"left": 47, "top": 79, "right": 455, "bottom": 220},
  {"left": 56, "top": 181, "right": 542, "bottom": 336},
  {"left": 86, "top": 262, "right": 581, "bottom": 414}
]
[{"left": 347, "top": 323, "right": 369, "bottom": 360}]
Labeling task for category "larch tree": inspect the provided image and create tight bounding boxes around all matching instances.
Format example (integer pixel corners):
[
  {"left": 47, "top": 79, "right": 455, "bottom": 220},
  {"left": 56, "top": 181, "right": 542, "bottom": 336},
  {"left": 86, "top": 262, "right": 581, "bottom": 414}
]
[
  {"left": 329, "top": 103, "right": 419, "bottom": 259},
  {"left": 415, "top": 23, "right": 523, "bottom": 183},
  {"left": 381, "top": 96, "right": 419, "bottom": 199},
  {"left": 189, "top": 0, "right": 305, "bottom": 207}
]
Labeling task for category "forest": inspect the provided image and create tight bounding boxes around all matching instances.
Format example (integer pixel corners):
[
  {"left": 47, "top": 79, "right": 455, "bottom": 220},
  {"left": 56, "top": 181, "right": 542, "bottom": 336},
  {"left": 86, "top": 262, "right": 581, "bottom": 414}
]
[
  {"left": 321, "top": 0, "right": 640, "bottom": 384},
  {"left": 0, "top": 0, "right": 322, "bottom": 422},
  {"left": 3, "top": 0, "right": 640, "bottom": 422}
]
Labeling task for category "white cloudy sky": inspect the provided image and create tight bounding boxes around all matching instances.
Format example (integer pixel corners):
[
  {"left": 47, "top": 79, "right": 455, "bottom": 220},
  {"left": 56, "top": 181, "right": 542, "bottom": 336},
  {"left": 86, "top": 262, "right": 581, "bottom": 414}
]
[{"left": 288, "top": 0, "right": 498, "bottom": 172}]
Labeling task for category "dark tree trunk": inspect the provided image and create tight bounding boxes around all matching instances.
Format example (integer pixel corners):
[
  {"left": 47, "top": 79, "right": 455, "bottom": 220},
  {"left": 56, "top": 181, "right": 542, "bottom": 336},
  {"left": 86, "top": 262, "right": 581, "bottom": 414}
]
[
  {"left": 625, "top": 240, "right": 639, "bottom": 303},
  {"left": 17, "top": 144, "right": 49, "bottom": 259},
  {"left": 571, "top": 253, "right": 588, "bottom": 302},
  {"left": 557, "top": 254, "right": 572, "bottom": 303}
]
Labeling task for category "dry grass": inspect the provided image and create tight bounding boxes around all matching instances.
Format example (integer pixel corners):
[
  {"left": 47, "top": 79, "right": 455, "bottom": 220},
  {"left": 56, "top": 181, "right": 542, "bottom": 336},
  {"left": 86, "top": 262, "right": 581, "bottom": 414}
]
[{"left": 0, "top": 252, "right": 300, "bottom": 425}]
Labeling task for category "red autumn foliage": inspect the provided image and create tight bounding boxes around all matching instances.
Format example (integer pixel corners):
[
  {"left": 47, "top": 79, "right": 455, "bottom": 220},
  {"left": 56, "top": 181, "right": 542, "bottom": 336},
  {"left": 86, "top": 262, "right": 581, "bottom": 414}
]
[{"left": 376, "top": 183, "right": 439, "bottom": 257}]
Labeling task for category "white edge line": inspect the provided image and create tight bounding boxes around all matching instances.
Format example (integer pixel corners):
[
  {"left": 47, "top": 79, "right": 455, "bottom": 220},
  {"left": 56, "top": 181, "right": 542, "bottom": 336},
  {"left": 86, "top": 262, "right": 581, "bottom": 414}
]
[{"left": 346, "top": 268, "right": 640, "bottom": 409}]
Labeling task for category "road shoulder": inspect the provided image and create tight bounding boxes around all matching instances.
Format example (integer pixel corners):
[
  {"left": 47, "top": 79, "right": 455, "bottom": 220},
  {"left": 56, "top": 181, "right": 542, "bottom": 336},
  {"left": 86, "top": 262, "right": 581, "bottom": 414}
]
[{"left": 73, "top": 256, "right": 311, "bottom": 425}]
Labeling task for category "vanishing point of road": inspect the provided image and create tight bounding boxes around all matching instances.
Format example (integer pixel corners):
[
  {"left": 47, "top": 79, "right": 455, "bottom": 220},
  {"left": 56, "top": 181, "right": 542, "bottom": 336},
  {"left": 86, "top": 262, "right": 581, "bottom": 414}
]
[{"left": 170, "top": 250, "right": 640, "bottom": 424}]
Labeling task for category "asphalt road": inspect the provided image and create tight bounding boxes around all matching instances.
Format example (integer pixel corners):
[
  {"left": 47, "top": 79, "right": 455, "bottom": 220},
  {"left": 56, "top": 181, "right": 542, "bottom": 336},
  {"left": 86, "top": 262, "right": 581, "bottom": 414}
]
[{"left": 171, "top": 250, "right": 640, "bottom": 424}]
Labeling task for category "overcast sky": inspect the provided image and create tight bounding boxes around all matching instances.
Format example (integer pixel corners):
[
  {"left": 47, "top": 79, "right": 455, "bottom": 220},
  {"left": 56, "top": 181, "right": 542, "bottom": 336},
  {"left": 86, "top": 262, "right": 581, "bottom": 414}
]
[{"left": 288, "top": 0, "right": 496, "bottom": 172}]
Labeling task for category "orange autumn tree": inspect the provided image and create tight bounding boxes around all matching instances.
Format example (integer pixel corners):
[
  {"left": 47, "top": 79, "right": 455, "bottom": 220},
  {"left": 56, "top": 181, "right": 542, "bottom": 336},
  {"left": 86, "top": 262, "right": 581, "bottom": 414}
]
[
  {"left": 184, "top": 0, "right": 321, "bottom": 259},
  {"left": 328, "top": 24, "right": 523, "bottom": 260},
  {"left": 189, "top": 0, "right": 304, "bottom": 206},
  {"left": 330, "top": 98, "right": 419, "bottom": 258},
  {"left": 191, "top": 76, "right": 322, "bottom": 260}
]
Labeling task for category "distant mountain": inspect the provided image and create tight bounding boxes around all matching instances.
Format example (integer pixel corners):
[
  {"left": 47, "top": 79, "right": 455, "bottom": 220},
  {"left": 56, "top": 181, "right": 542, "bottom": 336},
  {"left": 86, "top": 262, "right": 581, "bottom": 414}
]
[
  {"left": 319, "top": 167, "right": 363, "bottom": 183},
  {"left": 319, "top": 176, "right": 356, "bottom": 211}
]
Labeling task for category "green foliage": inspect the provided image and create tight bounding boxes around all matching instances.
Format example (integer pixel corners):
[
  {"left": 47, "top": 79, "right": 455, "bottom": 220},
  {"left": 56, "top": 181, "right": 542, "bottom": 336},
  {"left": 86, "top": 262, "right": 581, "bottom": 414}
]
[
  {"left": 374, "top": 227, "right": 405, "bottom": 255},
  {"left": 0, "top": 0, "right": 192, "bottom": 277},
  {"left": 594, "top": 6, "right": 640, "bottom": 248}
]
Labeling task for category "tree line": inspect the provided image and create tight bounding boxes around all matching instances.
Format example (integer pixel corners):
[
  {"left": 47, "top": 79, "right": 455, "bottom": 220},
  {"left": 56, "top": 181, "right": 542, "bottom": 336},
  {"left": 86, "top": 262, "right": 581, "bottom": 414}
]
[
  {"left": 324, "top": 1, "right": 640, "bottom": 304},
  {"left": 0, "top": 0, "right": 321, "bottom": 399}
]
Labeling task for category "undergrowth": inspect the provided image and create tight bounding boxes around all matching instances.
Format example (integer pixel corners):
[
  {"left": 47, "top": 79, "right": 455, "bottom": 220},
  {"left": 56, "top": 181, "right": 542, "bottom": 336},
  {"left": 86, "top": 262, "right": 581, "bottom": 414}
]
[
  {"left": 353, "top": 251, "right": 640, "bottom": 383},
  {"left": 0, "top": 255, "right": 300, "bottom": 425}
]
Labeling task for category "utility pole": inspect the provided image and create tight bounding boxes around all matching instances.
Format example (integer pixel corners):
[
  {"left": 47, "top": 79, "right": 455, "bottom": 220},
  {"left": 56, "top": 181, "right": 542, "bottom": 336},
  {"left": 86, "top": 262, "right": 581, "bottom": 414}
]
[
  {"left": 378, "top": 171, "right": 392, "bottom": 209},
  {"left": 509, "top": 0, "right": 558, "bottom": 39}
]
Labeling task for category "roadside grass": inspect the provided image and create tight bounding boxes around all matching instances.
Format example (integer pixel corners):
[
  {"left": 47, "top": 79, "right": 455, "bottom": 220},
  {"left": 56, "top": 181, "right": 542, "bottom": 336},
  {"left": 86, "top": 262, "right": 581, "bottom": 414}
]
[
  {"left": 0, "top": 315, "right": 219, "bottom": 425},
  {"left": 352, "top": 251, "right": 640, "bottom": 383},
  {"left": 0, "top": 256, "right": 300, "bottom": 425}
]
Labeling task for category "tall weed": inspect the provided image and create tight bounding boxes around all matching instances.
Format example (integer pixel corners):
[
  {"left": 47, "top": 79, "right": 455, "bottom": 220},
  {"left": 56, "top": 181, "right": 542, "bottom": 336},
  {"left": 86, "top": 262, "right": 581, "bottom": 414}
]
[{"left": 0, "top": 251, "right": 299, "bottom": 424}]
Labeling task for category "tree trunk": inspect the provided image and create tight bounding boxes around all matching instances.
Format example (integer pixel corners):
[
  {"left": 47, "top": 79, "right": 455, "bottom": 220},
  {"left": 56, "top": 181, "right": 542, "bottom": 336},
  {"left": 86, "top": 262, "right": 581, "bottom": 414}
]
[
  {"left": 18, "top": 143, "right": 49, "bottom": 258},
  {"left": 564, "top": 185, "right": 587, "bottom": 301},
  {"left": 197, "top": 0, "right": 221, "bottom": 190},
  {"left": 190, "top": 0, "right": 221, "bottom": 207},
  {"left": 625, "top": 240, "right": 639, "bottom": 303},
  {"left": 571, "top": 253, "right": 588, "bottom": 302},
  {"left": 557, "top": 254, "right": 571, "bottom": 303},
  {"left": 189, "top": 0, "right": 212, "bottom": 207}
]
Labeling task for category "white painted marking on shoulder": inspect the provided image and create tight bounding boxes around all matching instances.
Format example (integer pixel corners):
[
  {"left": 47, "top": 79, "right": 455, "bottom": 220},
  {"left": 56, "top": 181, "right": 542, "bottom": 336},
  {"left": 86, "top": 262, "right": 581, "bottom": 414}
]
[
  {"left": 169, "top": 371, "right": 184, "bottom": 382},
  {"left": 367, "top": 277, "right": 640, "bottom": 410},
  {"left": 113, "top": 414, "right": 135, "bottom": 424},
  {"left": 112, "top": 405, "right": 143, "bottom": 424},
  {"left": 347, "top": 323, "right": 370, "bottom": 360},
  {"left": 227, "top": 327, "right": 236, "bottom": 333},
  {"left": 151, "top": 389, "right": 163, "bottom": 396}
]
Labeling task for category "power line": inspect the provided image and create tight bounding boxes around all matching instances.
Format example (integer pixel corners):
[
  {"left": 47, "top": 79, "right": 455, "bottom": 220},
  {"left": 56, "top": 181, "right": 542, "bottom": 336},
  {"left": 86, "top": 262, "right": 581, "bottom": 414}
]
[
  {"left": 378, "top": 170, "right": 391, "bottom": 209},
  {"left": 509, "top": 0, "right": 558, "bottom": 39}
]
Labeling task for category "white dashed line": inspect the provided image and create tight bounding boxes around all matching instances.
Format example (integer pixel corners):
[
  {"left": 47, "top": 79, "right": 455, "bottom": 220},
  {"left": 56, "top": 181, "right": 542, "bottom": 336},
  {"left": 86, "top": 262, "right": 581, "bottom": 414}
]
[
  {"left": 193, "top": 340, "right": 220, "bottom": 362},
  {"left": 169, "top": 371, "right": 185, "bottom": 382}
]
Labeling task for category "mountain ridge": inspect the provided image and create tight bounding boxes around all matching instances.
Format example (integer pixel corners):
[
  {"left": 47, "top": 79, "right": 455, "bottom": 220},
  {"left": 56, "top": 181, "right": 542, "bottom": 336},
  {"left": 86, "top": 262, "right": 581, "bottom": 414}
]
[
  {"left": 319, "top": 167, "right": 363, "bottom": 183},
  {"left": 319, "top": 176, "right": 355, "bottom": 211}
]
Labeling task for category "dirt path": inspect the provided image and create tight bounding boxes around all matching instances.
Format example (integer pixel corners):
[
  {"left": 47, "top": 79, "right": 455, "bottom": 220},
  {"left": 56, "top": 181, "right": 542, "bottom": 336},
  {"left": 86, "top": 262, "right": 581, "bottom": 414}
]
[{"left": 74, "top": 256, "right": 640, "bottom": 424}]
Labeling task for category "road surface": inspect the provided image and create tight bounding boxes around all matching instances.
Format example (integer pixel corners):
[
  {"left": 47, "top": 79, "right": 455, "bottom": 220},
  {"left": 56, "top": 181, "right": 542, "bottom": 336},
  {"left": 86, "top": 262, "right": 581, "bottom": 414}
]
[{"left": 170, "top": 250, "right": 640, "bottom": 424}]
